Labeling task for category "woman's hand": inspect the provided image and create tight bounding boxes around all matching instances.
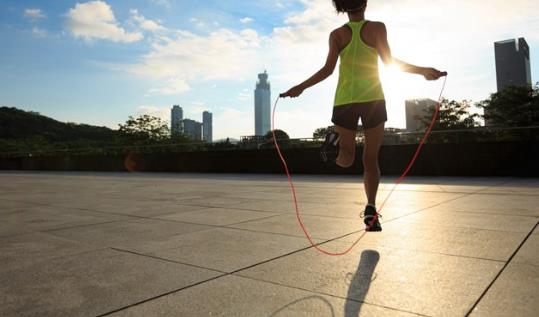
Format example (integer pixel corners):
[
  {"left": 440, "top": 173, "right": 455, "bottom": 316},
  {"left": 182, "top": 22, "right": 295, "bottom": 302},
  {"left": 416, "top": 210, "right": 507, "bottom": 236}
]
[
  {"left": 280, "top": 85, "right": 304, "bottom": 98},
  {"left": 421, "top": 68, "right": 447, "bottom": 81}
]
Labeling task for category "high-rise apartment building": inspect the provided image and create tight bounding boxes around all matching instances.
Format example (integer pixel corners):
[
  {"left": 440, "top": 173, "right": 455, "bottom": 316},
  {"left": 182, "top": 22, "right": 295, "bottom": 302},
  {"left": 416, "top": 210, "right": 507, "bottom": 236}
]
[
  {"left": 495, "top": 38, "right": 532, "bottom": 92},
  {"left": 405, "top": 99, "right": 438, "bottom": 131},
  {"left": 254, "top": 71, "right": 271, "bottom": 136},
  {"left": 181, "top": 119, "right": 202, "bottom": 141},
  {"left": 202, "top": 111, "right": 213, "bottom": 142},
  {"left": 171, "top": 105, "right": 183, "bottom": 136}
]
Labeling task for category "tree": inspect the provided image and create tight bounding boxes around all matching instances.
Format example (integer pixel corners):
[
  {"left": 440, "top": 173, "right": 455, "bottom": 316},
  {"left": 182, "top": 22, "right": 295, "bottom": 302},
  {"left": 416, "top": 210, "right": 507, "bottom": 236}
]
[
  {"left": 263, "top": 129, "right": 290, "bottom": 148},
  {"left": 119, "top": 114, "right": 170, "bottom": 141},
  {"left": 417, "top": 99, "right": 480, "bottom": 131},
  {"left": 313, "top": 127, "right": 331, "bottom": 139},
  {"left": 265, "top": 129, "right": 290, "bottom": 140},
  {"left": 479, "top": 83, "right": 539, "bottom": 127}
]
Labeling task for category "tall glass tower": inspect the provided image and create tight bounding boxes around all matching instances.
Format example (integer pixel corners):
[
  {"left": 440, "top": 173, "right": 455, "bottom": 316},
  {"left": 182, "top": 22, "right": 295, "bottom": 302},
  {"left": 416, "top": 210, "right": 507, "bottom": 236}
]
[
  {"left": 202, "top": 111, "right": 213, "bottom": 142},
  {"left": 254, "top": 71, "right": 271, "bottom": 136},
  {"left": 171, "top": 105, "right": 183, "bottom": 136}
]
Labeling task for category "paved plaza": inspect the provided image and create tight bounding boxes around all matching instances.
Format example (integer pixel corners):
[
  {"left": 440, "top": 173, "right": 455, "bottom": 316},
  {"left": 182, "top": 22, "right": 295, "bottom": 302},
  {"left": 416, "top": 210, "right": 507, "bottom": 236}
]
[{"left": 1, "top": 172, "right": 538, "bottom": 316}]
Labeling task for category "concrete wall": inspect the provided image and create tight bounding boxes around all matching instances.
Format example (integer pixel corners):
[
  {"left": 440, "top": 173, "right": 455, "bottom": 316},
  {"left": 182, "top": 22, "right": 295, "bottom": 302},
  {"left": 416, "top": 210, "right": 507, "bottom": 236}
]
[{"left": 1, "top": 141, "right": 538, "bottom": 176}]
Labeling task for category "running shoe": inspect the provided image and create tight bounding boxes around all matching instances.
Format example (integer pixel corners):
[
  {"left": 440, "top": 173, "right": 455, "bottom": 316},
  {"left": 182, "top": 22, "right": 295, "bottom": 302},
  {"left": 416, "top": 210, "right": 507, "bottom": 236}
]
[
  {"left": 361, "top": 205, "right": 382, "bottom": 232},
  {"left": 320, "top": 131, "right": 340, "bottom": 164}
]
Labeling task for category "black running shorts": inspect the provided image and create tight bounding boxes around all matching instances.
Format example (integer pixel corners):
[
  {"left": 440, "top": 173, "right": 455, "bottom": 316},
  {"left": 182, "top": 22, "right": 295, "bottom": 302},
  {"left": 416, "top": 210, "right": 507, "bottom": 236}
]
[{"left": 331, "top": 100, "right": 387, "bottom": 131}]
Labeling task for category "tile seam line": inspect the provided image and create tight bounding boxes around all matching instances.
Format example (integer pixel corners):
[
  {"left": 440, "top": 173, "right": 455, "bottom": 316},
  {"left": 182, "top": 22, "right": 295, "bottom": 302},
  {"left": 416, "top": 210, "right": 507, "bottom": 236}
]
[
  {"left": 95, "top": 273, "right": 229, "bottom": 317},
  {"left": 109, "top": 247, "right": 227, "bottom": 274},
  {"left": 99, "top": 247, "right": 430, "bottom": 317},
  {"left": 465, "top": 219, "right": 539, "bottom": 316},
  {"left": 226, "top": 181, "right": 515, "bottom": 256},
  {"left": 233, "top": 274, "right": 432, "bottom": 317},
  {"left": 313, "top": 184, "right": 499, "bottom": 249},
  {"left": 96, "top": 243, "right": 320, "bottom": 317}
]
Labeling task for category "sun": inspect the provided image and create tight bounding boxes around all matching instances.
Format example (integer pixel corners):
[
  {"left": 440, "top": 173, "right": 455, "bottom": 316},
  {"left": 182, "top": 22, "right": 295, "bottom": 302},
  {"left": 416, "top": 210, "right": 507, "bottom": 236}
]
[{"left": 378, "top": 62, "right": 428, "bottom": 128}]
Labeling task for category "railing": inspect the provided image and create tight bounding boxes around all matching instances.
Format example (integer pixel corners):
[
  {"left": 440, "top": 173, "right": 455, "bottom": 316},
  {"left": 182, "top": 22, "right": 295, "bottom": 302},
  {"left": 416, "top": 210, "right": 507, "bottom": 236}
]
[{"left": 1, "top": 126, "right": 537, "bottom": 158}]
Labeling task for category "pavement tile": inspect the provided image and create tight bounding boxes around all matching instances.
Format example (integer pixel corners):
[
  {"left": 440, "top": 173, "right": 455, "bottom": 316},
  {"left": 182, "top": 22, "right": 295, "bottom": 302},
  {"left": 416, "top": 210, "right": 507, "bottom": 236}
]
[
  {"left": 48, "top": 218, "right": 213, "bottom": 250},
  {"left": 154, "top": 207, "right": 281, "bottom": 226},
  {"left": 237, "top": 243, "right": 503, "bottom": 316},
  {"left": 389, "top": 209, "right": 537, "bottom": 233},
  {"left": 437, "top": 193, "right": 539, "bottom": 216},
  {"left": 82, "top": 199, "right": 210, "bottom": 217},
  {"left": 0, "top": 221, "right": 34, "bottom": 238},
  {"left": 0, "top": 248, "right": 222, "bottom": 317},
  {"left": 338, "top": 222, "right": 527, "bottom": 261},
  {"left": 228, "top": 213, "right": 361, "bottom": 240},
  {"left": 108, "top": 275, "right": 420, "bottom": 317},
  {"left": 0, "top": 204, "right": 130, "bottom": 233},
  {"left": 176, "top": 196, "right": 256, "bottom": 208},
  {"left": 141, "top": 227, "right": 321, "bottom": 272},
  {"left": 0, "top": 199, "right": 37, "bottom": 214},
  {"left": 513, "top": 232, "right": 539, "bottom": 266},
  {"left": 470, "top": 262, "right": 539, "bottom": 317},
  {"left": 223, "top": 199, "right": 297, "bottom": 213},
  {"left": 0, "top": 232, "right": 101, "bottom": 272}
]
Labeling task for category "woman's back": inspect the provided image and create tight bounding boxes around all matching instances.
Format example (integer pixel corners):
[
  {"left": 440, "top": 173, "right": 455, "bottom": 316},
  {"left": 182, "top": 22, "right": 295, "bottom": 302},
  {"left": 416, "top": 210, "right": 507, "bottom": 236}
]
[{"left": 334, "top": 20, "right": 385, "bottom": 106}]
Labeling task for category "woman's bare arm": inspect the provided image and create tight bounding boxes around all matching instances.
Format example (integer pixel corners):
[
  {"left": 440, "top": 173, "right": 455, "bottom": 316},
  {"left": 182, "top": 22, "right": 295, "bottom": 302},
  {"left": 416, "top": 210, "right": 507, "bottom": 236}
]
[
  {"left": 374, "top": 22, "right": 446, "bottom": 80},
  {"left": 281, "top": 31, "right": 341, "bottom": 98}
]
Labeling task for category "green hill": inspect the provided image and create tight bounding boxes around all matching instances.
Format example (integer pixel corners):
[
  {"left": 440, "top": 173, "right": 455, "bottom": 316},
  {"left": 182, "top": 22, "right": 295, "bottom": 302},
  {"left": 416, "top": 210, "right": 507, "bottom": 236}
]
[{"left": 0, "top": 107, "right": 121, "bottom": 142}]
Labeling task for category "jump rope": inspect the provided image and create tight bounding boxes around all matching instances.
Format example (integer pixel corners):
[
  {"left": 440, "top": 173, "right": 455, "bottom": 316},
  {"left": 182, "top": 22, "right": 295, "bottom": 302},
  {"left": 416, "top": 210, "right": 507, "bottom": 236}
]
[{"left": 271, "top": 74, "right": 447, "bottom": 256}]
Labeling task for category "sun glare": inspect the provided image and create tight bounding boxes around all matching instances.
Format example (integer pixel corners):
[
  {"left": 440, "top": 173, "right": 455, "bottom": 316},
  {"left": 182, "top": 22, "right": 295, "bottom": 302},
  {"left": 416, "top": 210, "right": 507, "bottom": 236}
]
[{"left": 379, "top": 63, "right": 410, "bottom": 128}]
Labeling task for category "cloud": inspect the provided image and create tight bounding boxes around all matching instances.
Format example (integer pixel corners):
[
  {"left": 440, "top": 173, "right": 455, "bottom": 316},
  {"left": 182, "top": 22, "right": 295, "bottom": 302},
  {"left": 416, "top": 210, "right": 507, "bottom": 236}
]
[
  {"left": 237, "top": 89, "right": 252, "bottom": 101},
  {"left": 32, "top": 27, "right": 47, "bottom": 38},
  {"left": 65, "top": 1, "right": 143, "bottom": 43},
  {"left": 129, "top": 9, "right": 166, "bottom": 32},
  {"left": 135, "top": 105, "right": 170, "bottom": 122},
  {"left": 125, "top": 28, "right": 262, "bottom": 83},
  {"left": 148, "top": 0, "right": 171, "bottom": 8},
  {"left": 213, "top": 106, "right": 253, "bottom": 139},
  {"left": 23, "top": 8, "right": 46, "bottom": 21},
  {"left": 240, "top": 17, "right": 254, "bottom": 24},
  {"left": 147, "top": 78, "right": 191, "bottom": 96}
]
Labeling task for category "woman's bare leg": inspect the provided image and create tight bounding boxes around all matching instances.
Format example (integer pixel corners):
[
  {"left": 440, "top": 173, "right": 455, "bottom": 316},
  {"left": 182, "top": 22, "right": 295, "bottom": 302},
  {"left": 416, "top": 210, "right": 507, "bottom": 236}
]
[
  {"left": 334, "top": 125, "right": 356, "bottom": 168},
  {"left": 363, "top": 122, "right": 385, "bottom": 205}
]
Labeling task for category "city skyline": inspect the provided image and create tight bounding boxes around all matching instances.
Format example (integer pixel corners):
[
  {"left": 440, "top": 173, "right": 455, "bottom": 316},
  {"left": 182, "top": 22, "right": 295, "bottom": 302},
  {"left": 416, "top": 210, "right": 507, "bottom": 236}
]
[
  {"left": 170, "top": 104, "right": 212, "bottom": 141},
  {"left": 1, "top": 0, "right": 538, "bottom": 139}
]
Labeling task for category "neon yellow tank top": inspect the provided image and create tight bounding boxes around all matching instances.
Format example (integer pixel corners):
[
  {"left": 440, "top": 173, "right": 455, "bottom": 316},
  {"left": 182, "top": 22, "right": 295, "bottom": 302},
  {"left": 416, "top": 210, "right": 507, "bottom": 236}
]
[{"left": 334, "top": 20, "right": 385, "bottom": 107}]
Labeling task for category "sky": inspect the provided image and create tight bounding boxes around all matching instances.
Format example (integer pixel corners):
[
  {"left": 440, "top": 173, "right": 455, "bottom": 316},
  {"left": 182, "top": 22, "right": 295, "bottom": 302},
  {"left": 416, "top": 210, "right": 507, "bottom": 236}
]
[{"left": 0, "top": 0, "right": 538, "bottom": 140}]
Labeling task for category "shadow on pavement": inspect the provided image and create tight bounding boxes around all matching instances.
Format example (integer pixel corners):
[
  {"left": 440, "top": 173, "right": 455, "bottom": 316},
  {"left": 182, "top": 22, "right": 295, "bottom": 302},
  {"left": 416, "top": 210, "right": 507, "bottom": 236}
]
[
  {"left": 345, "top": 249, "right": 380, "bottom": 317},
  {"left": 268, "top": 295, "right": 336, "bottom": 317}
]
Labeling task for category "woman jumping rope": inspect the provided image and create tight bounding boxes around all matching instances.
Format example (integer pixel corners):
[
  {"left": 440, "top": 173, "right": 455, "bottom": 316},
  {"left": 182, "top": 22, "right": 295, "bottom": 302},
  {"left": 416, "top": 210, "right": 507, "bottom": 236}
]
[{"left": 280, "top": 0, "right": 446, "bottom": 232}]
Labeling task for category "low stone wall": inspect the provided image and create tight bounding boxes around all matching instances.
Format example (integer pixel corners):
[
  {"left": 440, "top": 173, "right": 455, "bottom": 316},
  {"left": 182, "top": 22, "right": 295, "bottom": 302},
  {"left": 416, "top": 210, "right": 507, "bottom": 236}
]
[{"left": 1, "top": 141, "right": 538, "bottom": 176}]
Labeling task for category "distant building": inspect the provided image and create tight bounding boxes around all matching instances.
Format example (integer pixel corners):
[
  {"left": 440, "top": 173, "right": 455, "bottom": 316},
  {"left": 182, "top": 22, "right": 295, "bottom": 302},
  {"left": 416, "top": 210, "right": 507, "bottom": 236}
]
[
  {"left": 181, "top": 119, "right": 202, "bottom": 141},
  {"left": 254, "top": 71, "right": 271, "bottom": 136},
  {"left": 495, "top": 38, "right": 532, "bottom": 92},
  {"left": 405, "top": 99, "right": 438, "bottom": 131},
  {"left": 171, "top": 105, "right": 183, "bottom": 136},
  {"left": 202, "top": 111, "right": 213, "bottom": 142},
  {"left": 490, "top": 38, "right": 532, "bottom": 126}
]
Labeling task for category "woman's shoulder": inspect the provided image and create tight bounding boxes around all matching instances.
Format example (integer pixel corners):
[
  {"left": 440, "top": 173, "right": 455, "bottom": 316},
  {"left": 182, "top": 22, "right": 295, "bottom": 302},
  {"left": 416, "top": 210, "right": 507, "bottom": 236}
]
[
  {"left": 363, "top": 20, "right": 387, "bottom": 39},
  {"left": 366, "top": 20, "right": 386, "bottom": 28}
]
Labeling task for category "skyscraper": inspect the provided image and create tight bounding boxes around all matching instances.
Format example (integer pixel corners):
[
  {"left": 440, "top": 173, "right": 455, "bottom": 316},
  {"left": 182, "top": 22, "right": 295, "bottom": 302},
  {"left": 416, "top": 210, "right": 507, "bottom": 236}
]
[
  {"left": 171, "top": 105, "right": 183, "bottom": 136},
  {"left": 202, "top": 111, "right": 213, "bottom": 142},
  {"left": 495, "top": 38, "right": 532, "bottom": 92},
  {"left": 181, "top": 119, "right": 202, "bottom": 141},
  {"left": 254, "top": 71, "right": 271, "bottom": 136},
  {"left": 405, "top": 99, "right": 437, "bottom": 131}
]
